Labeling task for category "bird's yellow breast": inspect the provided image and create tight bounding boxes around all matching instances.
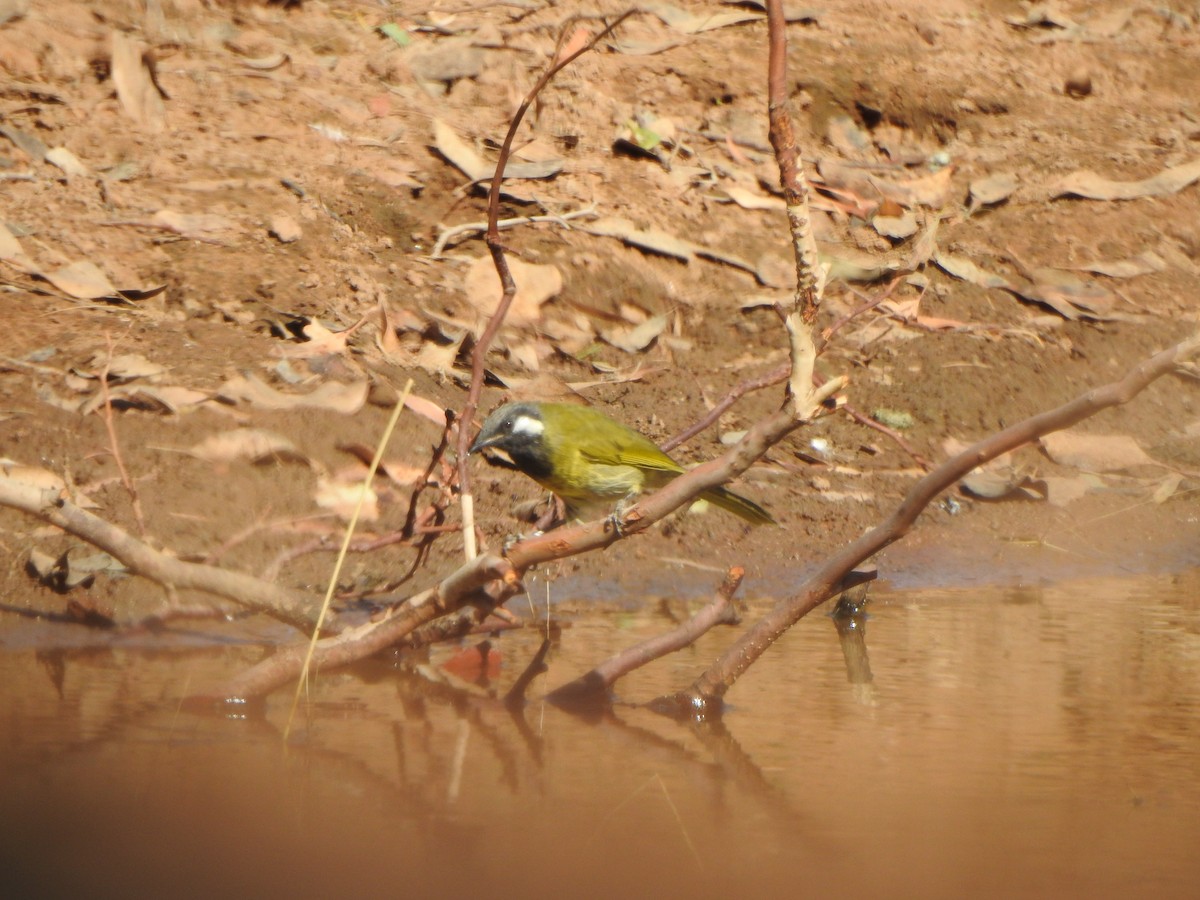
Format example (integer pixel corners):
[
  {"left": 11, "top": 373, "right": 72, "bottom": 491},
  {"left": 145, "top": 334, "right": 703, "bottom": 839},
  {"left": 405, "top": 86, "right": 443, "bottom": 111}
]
[{"left": 531, "top": 403, "right": 681, "bottom": 506}]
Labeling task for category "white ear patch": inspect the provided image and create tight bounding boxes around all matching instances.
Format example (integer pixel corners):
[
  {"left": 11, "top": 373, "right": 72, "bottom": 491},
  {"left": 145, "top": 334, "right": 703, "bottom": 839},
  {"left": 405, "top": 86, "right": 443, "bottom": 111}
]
[{"left": 511, "top": 414, "right": 544, "bottom": 437}]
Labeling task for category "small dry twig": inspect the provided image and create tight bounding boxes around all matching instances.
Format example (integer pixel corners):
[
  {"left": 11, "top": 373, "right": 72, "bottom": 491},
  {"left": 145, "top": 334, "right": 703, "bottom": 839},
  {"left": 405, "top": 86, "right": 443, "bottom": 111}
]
[
  {"left": 99, "top": 334, "right": 147, "bottom": 537},
  {"left": 545, "top": 567, "right": 745, "bottom": 708},
  {"left": 431, "top": 205, "right": 598, "bottom": 258}
]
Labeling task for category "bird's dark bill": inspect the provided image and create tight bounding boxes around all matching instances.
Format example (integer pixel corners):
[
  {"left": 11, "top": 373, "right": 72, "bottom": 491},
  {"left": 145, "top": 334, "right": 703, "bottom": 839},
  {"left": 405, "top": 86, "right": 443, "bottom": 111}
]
[{"left": 475, "top": 446, "right": 521, "bottom": 472}]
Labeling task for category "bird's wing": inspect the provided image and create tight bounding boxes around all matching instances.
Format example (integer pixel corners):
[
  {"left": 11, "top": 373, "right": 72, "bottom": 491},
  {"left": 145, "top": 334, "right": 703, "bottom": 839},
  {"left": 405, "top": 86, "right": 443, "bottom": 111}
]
[
  {"left": 579, "top": 433, "right": 683, "bottom": 474},
  {"left": 551, "top": 403, "right": 684, "bottom": 474}
]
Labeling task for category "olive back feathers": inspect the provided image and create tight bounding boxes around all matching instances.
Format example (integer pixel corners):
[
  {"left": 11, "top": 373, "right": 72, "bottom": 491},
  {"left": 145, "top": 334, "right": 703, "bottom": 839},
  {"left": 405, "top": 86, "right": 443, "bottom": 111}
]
[{"left": 469, "top": 401, "right": 775, "bottom": 525}]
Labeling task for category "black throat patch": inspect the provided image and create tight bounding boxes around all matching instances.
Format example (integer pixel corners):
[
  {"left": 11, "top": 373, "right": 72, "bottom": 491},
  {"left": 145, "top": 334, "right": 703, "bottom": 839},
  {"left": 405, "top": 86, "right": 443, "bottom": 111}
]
[{"left": 505, "top": 441, "right": 553, "bottom": 482}]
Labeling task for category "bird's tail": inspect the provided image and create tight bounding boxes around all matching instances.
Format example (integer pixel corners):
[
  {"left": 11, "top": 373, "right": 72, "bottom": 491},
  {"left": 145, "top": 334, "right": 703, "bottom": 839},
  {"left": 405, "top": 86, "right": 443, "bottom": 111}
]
[{"left": 699, "top": 485, "right": 777, "bottom": 526}]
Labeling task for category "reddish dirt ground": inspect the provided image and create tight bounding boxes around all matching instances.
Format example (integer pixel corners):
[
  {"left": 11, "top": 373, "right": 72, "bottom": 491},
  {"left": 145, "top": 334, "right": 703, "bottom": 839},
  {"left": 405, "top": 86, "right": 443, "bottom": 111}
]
[{"left": 2, "top": 0, "right": 1199, "bottom": 624}]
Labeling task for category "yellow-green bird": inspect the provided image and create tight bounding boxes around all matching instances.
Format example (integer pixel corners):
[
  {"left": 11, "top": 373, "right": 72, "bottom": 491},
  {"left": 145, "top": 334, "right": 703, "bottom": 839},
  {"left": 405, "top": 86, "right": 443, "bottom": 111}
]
[{"left": 468, "top": 401, "right": 775, "bottom": 525}]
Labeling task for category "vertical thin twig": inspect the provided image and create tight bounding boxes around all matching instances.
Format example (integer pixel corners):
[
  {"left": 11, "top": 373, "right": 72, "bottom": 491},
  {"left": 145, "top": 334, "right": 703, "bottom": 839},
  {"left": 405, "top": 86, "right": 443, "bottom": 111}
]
[
  {"left": 455, "top": 12, "right": 636, "bottom": 560},
  {"left": 765, "top": 0, "right": 827, "bottom": 414},
  {"left": 99, "top": 334, "right": 147, "bottom": 537}
]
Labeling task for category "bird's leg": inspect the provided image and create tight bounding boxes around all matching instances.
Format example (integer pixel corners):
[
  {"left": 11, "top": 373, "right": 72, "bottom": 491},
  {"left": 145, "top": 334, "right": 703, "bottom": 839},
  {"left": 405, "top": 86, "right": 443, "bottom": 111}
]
[{"left": 606, "top": 492, "right": 639, "bottom": 538}]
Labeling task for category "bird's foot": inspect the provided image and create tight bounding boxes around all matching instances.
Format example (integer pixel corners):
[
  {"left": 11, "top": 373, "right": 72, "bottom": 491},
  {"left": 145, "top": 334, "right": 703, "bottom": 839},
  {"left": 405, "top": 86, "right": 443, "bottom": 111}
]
[{"left": 502, "top": 530, "right": 544, "bottom": 554}]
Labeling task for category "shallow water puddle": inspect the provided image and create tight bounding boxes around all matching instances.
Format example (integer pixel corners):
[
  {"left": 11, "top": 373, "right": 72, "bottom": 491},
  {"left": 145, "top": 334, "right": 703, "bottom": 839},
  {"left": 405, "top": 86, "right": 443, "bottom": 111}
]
[{"left": 2, "top": 571, "right": 1199, "bottom": 898}]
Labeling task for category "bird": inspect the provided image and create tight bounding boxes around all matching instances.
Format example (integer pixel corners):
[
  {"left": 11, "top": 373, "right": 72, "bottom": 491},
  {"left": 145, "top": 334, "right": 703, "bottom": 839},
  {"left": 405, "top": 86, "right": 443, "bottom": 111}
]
[{"left": 468, "top": 401, "right": 775, "bottom": 526}]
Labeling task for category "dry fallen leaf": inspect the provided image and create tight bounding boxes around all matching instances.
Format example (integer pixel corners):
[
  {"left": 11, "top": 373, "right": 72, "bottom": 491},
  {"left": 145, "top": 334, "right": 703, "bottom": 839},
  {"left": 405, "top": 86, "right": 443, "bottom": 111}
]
[
  {"left": 877, "top": 165, "right": 956, "bottom": 208},
  {"left": 431, "top": 119, "right": 561, "bottom": 195},
  {"left": 582, "top": 217, "right": 693, "bottom": 262},
  {"left": 1050, "top": 157, "right": 1200, "bottom": 201},
  {"left": 81, "top": 352, "right": 165, "bottom": 381},
  {"left": 42, "top": 260, "right": 120, "bottom": 300},
  {"left": 873, "top": 211, "right": 919, "bottom": 240},
  {"left": 1041, "top": 474, "right": 1092, "bottom": 507},
  {"left": 934, "top": 251, "right": 1012, "bottom": 290},
  {"left": 1008, "top": 1, "right": 1076, "bottom": 27},
  {"left": 217, "top": 373, "right": 369, "bottom": 414},
  {"left": 968, "top": 172, "right": 1018, "bottom": 208},
  {"left": 507, "top": 340, "right": 541, "bottom": 371},
  {"left": 314, "top": 474, "right": 378, "bottom": 522},
  {"left": 554, "top": 26, "right": 591, "bottom": 64},
  {"left": 240, "top": 52, "right": 288, "bottom": 71},
  {"left": 189, "top": 429, "right": 307, "bottom": 464},
  {"left": 1, "top": 460, "right": 66, "bottom": 495},
  {"left": 0, "top": 0, "right": 30, "bottom": 27},
  {"left": 111, "top": 31, "right": 165, "bottom": 132},
  {"left": 0, "top": 121, "right": 47, "bottom": 161},
  {"left": 820, "top": 159, "right": 956, "bottom": 209},
  {"left": 1012, "top": 266, "right": 1117, "bottom": 321},
  {"left": 151, "top": 209, "right": 240, "bottom": 242},
  {"left": 404, "top": 393, "right": 449, "bottom": 426},
  {"left": 44, "top": 146, "right": 89, "bottom": 177},
  {"left": 371, "top": 158, "right": 423, "bottom": 191},
  {"left": 1152, "top": 472, "right": 1183, "bottom": 504},
  {"left": 1041, "top": 431, "right": 1156, "bottom": 471},
  {"left": 935, "top": 252, "right": 1114, "bottom": 320},
  {"left": 411, "top": 335, "right": 465, "bottom": 379},
  {"left": 644, "top": 1, "right": 762, "bottom": 33},
  {"left": 0, "top": 221, "right": 37, "bottom": 273},
  {"left": 78, "top": 383, "right": 209, "bottom": 416},
  {"left": 1068, "top": 251, "right": 1166, "bottom": 279},
  {"left": 717, "top": 185, "right": 785, "bottom": 212},
  {"left": 601, "top": 313, "right": 669, "bottom": 353},
  {"left": 580, "top": 217, "right": 763, "bottom": 281},
  {"left": 279, "top": 319, "right": 357, "bottom": 358},
  {"left": 463, "top": 256, "right": 562, "bottom": 328}
]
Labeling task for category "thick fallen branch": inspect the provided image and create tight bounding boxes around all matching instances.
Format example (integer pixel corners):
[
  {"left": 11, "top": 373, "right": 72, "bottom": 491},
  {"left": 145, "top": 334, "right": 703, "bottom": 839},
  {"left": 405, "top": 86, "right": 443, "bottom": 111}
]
[
  {"left": 0, "top": 476, "right": 322, "bottom": 632},
  {"left": 208, "top": 554, "right": 516, "bottom": 701},
  {"left": 667, "top": 331, "right": 1200, "bottom": 713}
]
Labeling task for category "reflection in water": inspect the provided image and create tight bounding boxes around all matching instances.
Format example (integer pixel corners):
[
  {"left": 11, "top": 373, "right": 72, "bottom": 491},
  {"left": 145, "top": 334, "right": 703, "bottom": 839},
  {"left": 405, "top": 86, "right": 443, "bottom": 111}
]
[
  {"left": 832, "top": 582, "right": 876, "bottom": 706},
  {"left": 2, "top": 572, "right": 1200, "bottom": 898}
]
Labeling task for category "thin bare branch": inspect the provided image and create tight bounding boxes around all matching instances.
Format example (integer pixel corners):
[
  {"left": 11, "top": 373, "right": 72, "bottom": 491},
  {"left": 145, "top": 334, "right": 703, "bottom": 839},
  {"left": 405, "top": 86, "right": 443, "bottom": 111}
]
[
  {"left": 545, "top": 567, "right": 745, "bottom": 708},
  {"left": 840, "top": 403, "right": 933, "bottom": 470},
  {"left": 0, "top": 477, "right": 321, "bottom": 631},
  {"left": 431, "top": 206, "right": 598, "bottom": 258},
  {"left": 669, "top": 331, "right": 1200, "bottom": 713},
  {"left": 99, "top": 335, "right": 147, "bottom": 537},
  {"left": 663, "top": 363, "right": 788, "bottom": 453},
  {"left": 455, "top": 12, "right": 636, "bottom": 559}
]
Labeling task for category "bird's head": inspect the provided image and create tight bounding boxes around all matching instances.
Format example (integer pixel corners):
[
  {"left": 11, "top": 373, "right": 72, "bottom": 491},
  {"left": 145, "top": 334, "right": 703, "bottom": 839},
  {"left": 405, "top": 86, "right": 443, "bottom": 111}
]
[{"left": 468, "top": 402, "right": 553, "bottom": 480}]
